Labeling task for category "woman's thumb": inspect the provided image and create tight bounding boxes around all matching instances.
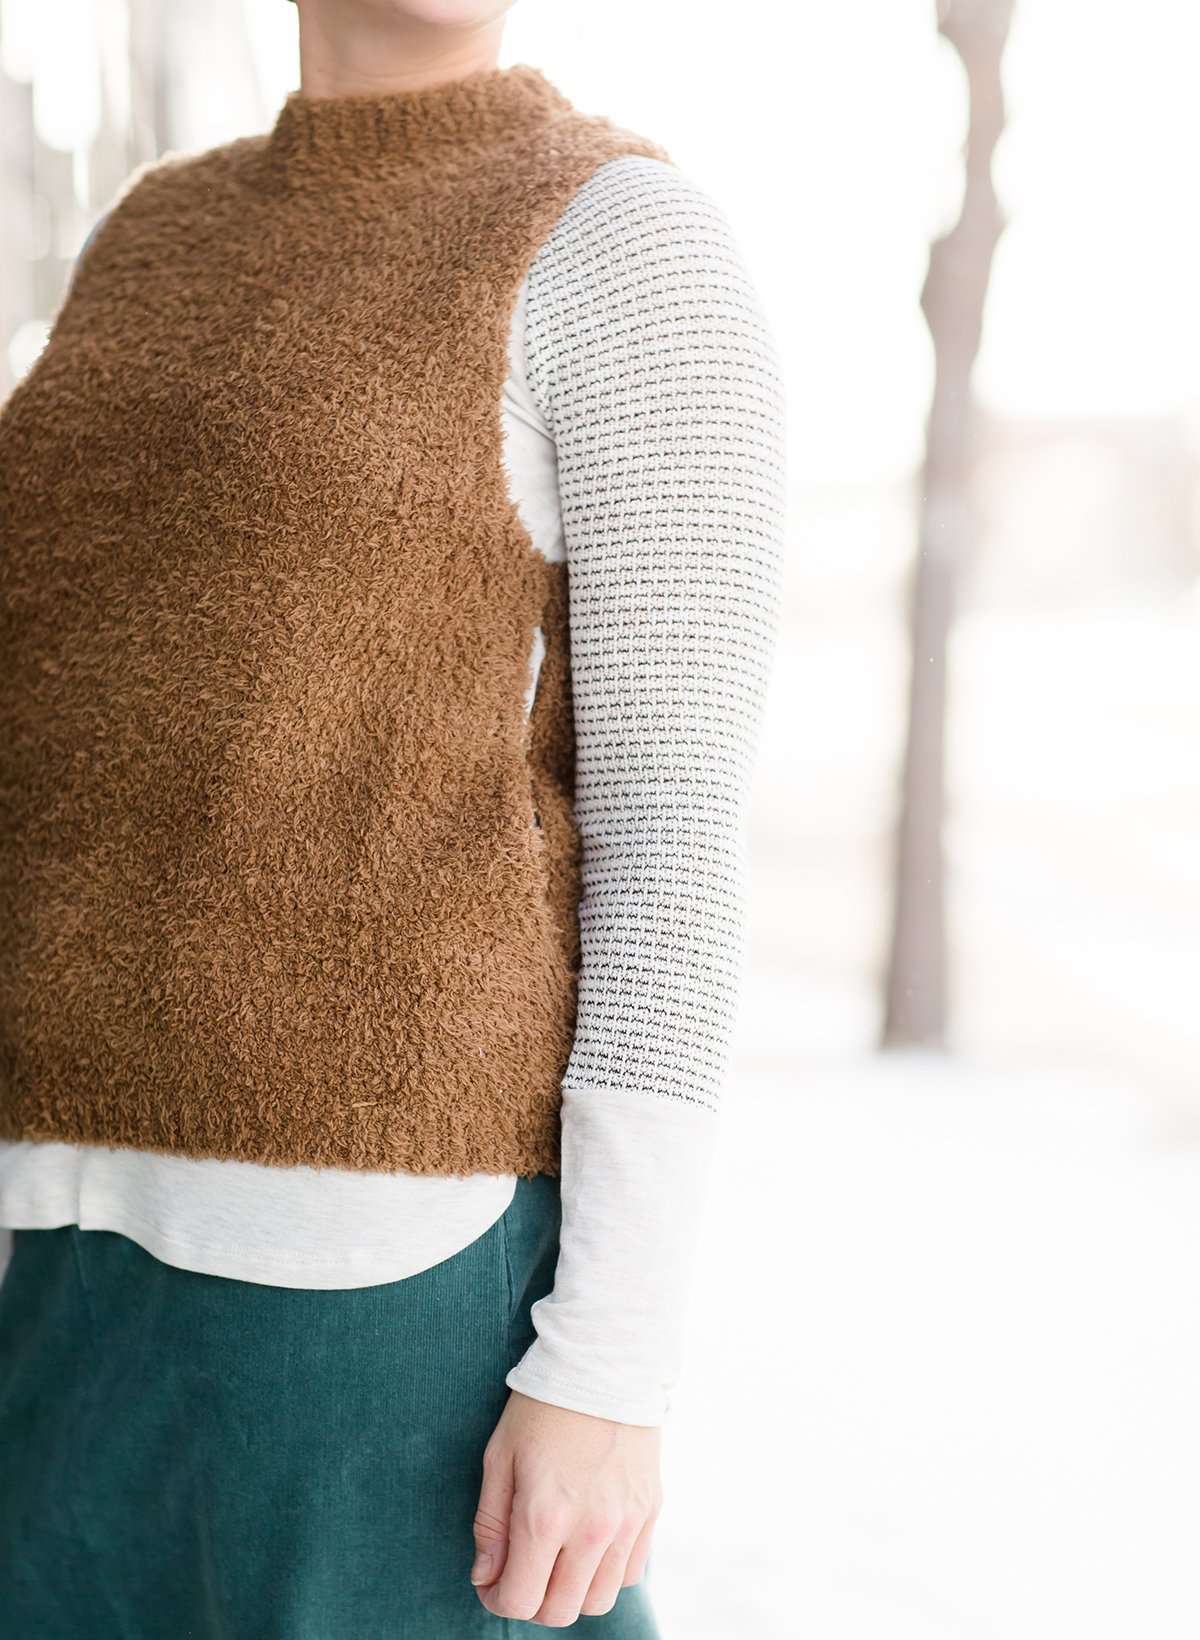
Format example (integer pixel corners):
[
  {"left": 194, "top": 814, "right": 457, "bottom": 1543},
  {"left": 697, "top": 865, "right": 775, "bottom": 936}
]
[{"left": 471, "top": 1444, "right": 514, "bottom": 1587}]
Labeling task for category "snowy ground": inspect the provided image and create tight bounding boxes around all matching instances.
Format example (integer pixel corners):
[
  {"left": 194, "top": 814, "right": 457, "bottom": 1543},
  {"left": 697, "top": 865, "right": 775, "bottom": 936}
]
[
  {"left": 651, "top": 568, "right": 1199, "bottom": 1635},
  {"left": 650, "top": 1053, "right": 1200, "bottom": 1639}
]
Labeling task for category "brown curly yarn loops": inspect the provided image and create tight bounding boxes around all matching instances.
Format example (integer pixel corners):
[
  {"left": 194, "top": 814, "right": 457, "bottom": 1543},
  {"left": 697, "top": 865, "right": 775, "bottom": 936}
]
[{"left": 0, "top": 64, "right": 672, "bottom": 1176}]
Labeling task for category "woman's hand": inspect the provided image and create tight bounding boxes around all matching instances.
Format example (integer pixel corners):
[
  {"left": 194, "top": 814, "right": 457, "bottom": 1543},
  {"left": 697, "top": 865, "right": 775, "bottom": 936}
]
[{"left": 471, "top": 1389, "right": 662, "bottom": 1627}]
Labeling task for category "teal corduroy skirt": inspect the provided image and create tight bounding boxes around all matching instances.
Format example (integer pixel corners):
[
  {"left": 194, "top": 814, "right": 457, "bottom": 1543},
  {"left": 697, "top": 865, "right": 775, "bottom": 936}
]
[{"left": 0, "top": 1173, "right": 660, "bottom": 1639}]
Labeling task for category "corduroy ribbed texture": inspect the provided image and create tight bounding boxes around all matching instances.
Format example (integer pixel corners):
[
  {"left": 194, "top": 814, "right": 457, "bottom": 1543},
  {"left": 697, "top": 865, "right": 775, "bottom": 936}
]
[
  {"left": 0, "top": 1176, "right": 659, "bottom": 1633},
  {"left": 0, "top": 64, "right": 672, "bottom": 1176}
]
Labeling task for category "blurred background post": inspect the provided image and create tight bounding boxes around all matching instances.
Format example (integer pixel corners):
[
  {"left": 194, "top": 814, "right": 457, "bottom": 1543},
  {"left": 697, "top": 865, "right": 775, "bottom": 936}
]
[{"left": 3, "top": 2, "right": 1198, "bottom": 1635}]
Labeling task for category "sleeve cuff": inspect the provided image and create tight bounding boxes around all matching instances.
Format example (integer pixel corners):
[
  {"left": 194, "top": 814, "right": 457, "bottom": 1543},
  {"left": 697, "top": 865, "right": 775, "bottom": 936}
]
[{"left": 505, "top": 1353, "right": 671, "bottom": 1427}]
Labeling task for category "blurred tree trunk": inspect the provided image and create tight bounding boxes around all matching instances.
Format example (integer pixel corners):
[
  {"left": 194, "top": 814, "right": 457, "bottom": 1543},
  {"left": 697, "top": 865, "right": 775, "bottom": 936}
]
[{"left": 881, "top": 0, "right": 1015, "bottom": 1050}]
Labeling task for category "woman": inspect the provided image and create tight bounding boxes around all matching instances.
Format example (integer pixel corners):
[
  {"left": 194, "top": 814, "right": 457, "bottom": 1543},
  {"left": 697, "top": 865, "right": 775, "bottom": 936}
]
[{"left": 0, "top": 1, "right": 786, "bottom": 1634}]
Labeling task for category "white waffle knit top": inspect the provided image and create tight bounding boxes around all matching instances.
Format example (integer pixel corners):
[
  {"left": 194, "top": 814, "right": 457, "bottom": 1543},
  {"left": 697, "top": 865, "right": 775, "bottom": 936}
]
[{"left": 0, "top": 152, "right": 787, "bottom": 1427}]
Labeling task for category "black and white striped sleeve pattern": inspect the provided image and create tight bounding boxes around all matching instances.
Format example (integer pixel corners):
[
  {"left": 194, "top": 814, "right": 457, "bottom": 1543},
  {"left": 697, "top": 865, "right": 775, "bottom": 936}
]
[{"left": 503, "top": 154, "right": 787, "bottom": 1425}]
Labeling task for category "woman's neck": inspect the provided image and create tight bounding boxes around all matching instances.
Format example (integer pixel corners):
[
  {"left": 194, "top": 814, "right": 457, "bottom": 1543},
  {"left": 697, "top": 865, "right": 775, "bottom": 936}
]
[{"left": 295, "top": 2, "right": 507, "bottom": 102}]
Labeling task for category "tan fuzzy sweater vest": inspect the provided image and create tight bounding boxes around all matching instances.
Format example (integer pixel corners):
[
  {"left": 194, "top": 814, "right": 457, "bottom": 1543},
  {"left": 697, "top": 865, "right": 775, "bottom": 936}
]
[{"left": 0, "top": 64, "right": 672, "bottom": 1177}]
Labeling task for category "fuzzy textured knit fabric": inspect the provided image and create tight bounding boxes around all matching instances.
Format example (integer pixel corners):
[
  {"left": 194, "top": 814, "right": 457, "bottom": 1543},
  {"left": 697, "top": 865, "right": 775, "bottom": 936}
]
[{"left": 0, "top": 64, "right": 673, "bottom": 1177}]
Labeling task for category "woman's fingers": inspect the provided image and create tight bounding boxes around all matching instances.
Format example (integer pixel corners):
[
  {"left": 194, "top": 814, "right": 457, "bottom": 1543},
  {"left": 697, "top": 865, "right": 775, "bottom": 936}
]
[
  {"left": 477, "top": 1502, "right": 566, "bottom": 1622},
  {"left": 620, "top": 1509, "right": 658, "bottom": 1587},
  {"left": 532, "top": 1514, "right": 633, "bottom": 1626},
  {"left": 576, "top": 1527, "right": 642, "bottom": 1617},
  {"left": 471, "top": 1442, "right": 515, "bottom": 1590}
]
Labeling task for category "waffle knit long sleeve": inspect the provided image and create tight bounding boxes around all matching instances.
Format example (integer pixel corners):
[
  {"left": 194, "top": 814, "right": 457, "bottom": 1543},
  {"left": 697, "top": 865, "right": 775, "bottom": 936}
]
[{"left": 504, "top": 155, "right": 788, "bottom": 1420}]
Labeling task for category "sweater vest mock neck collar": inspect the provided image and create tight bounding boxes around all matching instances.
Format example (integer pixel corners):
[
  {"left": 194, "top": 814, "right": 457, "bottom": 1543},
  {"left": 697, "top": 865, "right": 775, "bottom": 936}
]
[{"left": 264, "top": 61, "right": 573, "bottom": 182}]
